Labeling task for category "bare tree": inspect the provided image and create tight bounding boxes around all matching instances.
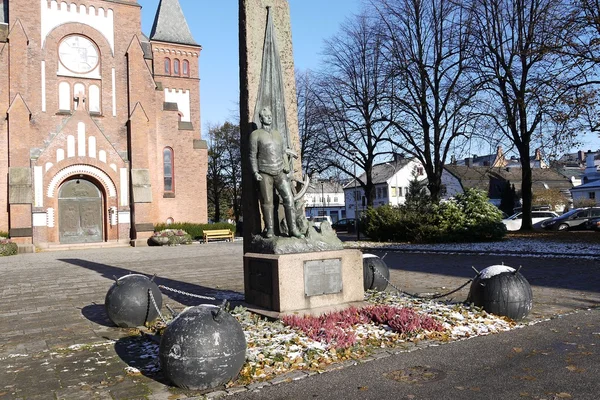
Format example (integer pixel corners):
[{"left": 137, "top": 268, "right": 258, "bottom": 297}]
[
  {"left": 206, "top": 122, "right": 242, "bottom": 222},
  {"left": 468, "top": 0, "right": 592, "bottom": 229},
  {"left": 296, "top": 69, "right": 322, "bottom": 175},
  {"left": 373, "top": 0, "right": 479, "bottom": 202},
  {"left": 313, "top": 13, "right": 395, "bottom": 206},
  {"left": 562, "top": 1, "right": 600, "bottom": 133}
]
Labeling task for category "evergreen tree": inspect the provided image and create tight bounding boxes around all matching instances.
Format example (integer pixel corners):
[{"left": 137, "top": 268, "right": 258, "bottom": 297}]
[{"left": 404, "top": 172, "right": 430, "bottom": 211}]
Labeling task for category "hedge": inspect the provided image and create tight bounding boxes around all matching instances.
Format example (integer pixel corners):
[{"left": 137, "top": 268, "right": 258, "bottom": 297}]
[{"left": 153, "top": 222, "right": 236, "bottom": 241}]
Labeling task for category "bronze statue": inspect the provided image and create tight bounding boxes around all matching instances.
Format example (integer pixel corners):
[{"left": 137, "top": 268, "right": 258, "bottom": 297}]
[{"left": 249, "top": 107, "right": 304, "bottom": 239}]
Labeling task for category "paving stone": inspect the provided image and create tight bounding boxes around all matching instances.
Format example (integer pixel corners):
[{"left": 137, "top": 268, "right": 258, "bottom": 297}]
[
  {"left": 246, "top": 380, "right": 271, "bottom": 391},
  {"left": 205, "top": 390, "right": 228, "bottom": 399},
  {"left": 1, "top": 243, "right": 598, "bottom": 399},
  {"left": 226, "top": 386, "right": 249, "bottom": 394}
]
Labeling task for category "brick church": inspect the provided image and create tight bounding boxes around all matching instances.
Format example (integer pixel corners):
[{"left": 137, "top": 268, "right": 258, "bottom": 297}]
[{"left": 0, "top": 0, "right": 208, "bottom": 249}]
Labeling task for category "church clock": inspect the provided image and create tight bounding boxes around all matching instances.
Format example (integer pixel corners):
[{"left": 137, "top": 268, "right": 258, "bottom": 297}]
[{"left": 58, "top": 35, "right": 99, "bottom": 74}]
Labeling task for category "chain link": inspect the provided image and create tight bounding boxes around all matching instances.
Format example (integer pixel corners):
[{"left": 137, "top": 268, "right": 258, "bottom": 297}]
[
  {"left": 158, "top": 285, "right": 216, "bottom": 300},
  {"left": 370, "top": 265, "right": 472, "bottom": 300},
  {"left": 148, "top": 289, "right": 167, "bottom": 324}
]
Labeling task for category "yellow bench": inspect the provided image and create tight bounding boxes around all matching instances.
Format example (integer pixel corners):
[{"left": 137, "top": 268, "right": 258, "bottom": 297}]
[{"left": 203, "top": 229, "right": 234, "bottom": 243}]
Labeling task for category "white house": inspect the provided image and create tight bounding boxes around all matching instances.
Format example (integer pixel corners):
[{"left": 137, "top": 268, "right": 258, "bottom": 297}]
[
  {"left": 570, "top": 151, "right": 600, "bottom": 206},
  {"left": 343, "top": 156, "right": 426, "bottom": 219},
  {"left": 304, "top": 179, "right": 346, "bottom": 222}
]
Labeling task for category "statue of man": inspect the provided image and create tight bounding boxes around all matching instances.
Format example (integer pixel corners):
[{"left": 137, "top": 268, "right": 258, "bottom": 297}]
[{"left": 249, "top": 107, "right": 304, "bottom": 239}]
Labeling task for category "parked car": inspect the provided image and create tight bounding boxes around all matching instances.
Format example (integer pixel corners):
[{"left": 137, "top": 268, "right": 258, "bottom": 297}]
[
  {"left": 502, "top": 211, "right": 559, "bottom": 231},
  {"left": 586, "top": 217, "right": 600, "bottom": 231},
  {"left": 309, "top": 215, "right": 332, "bottom": 229},
  {"left": 331, "top": 218, "right": 357, "bottom": 232},
  {"left": 541, "top": 207, "right": 600, "bottom": 231}
]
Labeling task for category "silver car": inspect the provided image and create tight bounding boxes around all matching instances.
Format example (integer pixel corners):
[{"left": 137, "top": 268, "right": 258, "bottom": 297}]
[{"left": 502, "top": 211, "right": 559, "bottom": 231}]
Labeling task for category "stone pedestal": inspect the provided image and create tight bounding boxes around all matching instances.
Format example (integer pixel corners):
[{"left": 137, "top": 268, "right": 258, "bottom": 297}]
[{"left": 244, "top": 249, "right": 364, "bottom": 315}]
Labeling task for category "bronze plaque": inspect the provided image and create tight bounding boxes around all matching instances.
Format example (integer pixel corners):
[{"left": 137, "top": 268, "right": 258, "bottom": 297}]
[
  {"left": 304, "top": 259, "right": 342, "bottom": 296},
  {"left": 59, "top": 180, "right": 103, "bottom": 244}
]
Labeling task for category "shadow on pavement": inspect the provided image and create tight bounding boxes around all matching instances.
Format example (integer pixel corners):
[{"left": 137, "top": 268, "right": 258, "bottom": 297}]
[
  {"left": 59, "top": 258, "right": 245, "bottom": 313},
  {"left": 114, "top": 334, "right": 170, "bottom": 386},
  {"left": 81, "top": 303, "right": 114, "bottom": 327},
  {"left": 367, "top": 251, "right": 600, "bottom": 294}
]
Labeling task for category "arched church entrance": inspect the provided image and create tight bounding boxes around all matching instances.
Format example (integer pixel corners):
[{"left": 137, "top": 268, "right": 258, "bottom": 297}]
[{"left": 58, "top": 178, "right": 104, "bottom": 244}]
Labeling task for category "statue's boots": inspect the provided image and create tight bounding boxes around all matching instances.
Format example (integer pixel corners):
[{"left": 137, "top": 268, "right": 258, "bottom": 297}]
[
  {"left": 285, "top": 207, "right": 305, "bottom": 239},
  {"left": 262, "top": 206, "right": 275, "bottom": 238}
]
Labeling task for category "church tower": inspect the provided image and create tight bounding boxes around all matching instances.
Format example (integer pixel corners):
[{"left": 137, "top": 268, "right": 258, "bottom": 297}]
[{"left": 0, "top": 0, "right": 208, "bottom": 249}]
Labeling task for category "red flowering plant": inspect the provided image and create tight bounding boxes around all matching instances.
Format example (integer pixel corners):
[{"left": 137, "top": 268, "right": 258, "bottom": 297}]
[{"left": 282, "top": 305, "right": 445, "bottom": 350}]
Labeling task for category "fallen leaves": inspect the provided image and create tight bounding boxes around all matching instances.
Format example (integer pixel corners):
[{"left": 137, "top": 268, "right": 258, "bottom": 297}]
[{"left": 565, "top": 365, "right": 585, "bottom": 373}]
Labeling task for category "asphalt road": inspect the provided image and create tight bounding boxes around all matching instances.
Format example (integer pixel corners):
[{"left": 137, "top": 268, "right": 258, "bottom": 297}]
[{"left": 233, "top": 308, "right": 600, "bottom": 400}]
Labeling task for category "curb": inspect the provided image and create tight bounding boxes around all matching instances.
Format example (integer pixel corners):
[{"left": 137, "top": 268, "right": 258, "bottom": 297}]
[{"left": 346, "top": 246, "right": 600, "bottom": 259}]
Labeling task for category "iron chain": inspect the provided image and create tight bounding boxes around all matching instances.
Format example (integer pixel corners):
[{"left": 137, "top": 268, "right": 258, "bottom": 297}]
[
  {"left": 148, "top": 289, "right": 167, "bottom": 324},
  {"left": 370, "top": 265, "right": 473, "bottom": 300},
  {"left": 158, "top": 285, "right": 216, "bottom": 301}
]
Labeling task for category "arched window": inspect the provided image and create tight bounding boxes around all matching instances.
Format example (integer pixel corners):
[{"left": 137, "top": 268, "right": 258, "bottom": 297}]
[
  {"left": 89, "top": 85, "right": 100, "bottom": 113},
  {"left": 173, "top": 59, "right": 180, "bottom": 76},
  {"left": 164, "top": 58, "right": 171, "bottom": 75},
  {"left": 58, "top": 82, "right": 71, "bottom": 111},
  {"left": 163, "top": 147, "right": 174, "bottom": 192},
  {"left": 182, "top": 60, "right": 189, "bottom": 77}
]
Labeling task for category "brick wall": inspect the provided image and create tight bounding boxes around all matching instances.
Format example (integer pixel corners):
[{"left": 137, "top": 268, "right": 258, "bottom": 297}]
[{"left": 0, "top": 0, "right": 208, "bottom": 245}]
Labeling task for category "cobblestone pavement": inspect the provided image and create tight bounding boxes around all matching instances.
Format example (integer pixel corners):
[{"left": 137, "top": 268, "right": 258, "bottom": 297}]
[{"left": 0, "top": 242, "right": 599, "bottom": 399}]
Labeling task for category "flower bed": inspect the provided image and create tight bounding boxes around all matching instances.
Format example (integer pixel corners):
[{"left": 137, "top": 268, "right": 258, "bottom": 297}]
[
  {"left": 0, "top": 237, "right": 18, "bottom": 256},
  {"left": 231, "top": 291, "right": 515, "bottom": 384},
  {"left": 140, "top": 291, "right": 517, "bottom": 387},
  {"left": 149, "top": 229, "right": 192, "bottom": 246}
]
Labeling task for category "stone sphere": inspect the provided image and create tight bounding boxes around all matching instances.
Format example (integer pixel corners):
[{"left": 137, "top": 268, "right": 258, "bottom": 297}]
[
  {"left": 468, "top": 265, "right": 533, "bottom": 320},
  {"left": 363, "top": 253, "right": 390, "bottom": 291},
  {"left": 159, "top": 305, "right": 247, "bottom": 390},
  {"left": 105, "top": 274, "right": 162, "bottom": 328}
]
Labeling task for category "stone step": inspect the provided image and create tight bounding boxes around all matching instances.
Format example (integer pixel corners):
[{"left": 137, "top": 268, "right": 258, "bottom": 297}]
[{"left": 41, "top": 241, "right": 131, "bottom": 252}]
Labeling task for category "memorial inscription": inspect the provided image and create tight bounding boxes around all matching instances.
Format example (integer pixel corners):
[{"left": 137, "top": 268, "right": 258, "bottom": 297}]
[{"left": 304, "top": 259, "right": 342, "bottom": 296}]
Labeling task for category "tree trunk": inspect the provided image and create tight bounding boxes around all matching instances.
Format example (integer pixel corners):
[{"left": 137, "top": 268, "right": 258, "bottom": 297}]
[{"left": 519, "top": 151, "right": 533, "bottom": 231}]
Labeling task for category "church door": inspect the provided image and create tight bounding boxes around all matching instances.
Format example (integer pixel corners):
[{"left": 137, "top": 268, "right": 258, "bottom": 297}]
[{"left": 58, "top": 179, "right": 103, "bottom": 244}]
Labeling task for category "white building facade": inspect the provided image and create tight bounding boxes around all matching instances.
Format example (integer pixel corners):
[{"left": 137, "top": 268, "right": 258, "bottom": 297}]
[
  {"left": 344, "top": 158, "right": 426, "bottom": 219},
  {"left": 304, "top": 180, "right": 346, "bottom": 222}
]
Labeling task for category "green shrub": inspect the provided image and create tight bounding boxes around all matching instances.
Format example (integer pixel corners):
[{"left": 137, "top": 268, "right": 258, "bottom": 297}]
[
  {"left": 453, "top": 189, "right": 506, "bottom": 241},
  {"left": 153, "top": 222, "right": 236, "bottom": 241},
  {"left": 0, "top": 231, "right": 9, "bottom": 238},
  {"left": 362, "top": 188, "right": 506, "bottom": 243},
  {"left": 0, "top": 238, "right": 18, "bottom": 256}
]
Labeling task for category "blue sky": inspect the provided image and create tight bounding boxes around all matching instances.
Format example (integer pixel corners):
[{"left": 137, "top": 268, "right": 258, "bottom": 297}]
[
  {"left": 139, "top": 0, "right": 362, "bottom": 135},
  {"left": 138, "top": 0, "right": 600, "bottom": 154}
]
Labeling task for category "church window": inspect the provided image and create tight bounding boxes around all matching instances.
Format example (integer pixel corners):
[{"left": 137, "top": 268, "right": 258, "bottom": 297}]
[
  {"left": 89, "top": 85, "right": 100, "bottom": 113},
  {"left": 182, "top": 60, "right": 189, "bottom": 77},
  {"left": 173, "top": 59, "right": 180, "bottom": 76},
  {"left": 163, "top": 147, "right": 174, "bottom": 192},
  {"left": 58, "top": 82, "right": 71, "bottom": 111},
  {"left": 164, "top": 58, "right": 171, "bottom": 75},
  {"left": 58, "top": 35, "right": 99, "bottom": 74}
]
